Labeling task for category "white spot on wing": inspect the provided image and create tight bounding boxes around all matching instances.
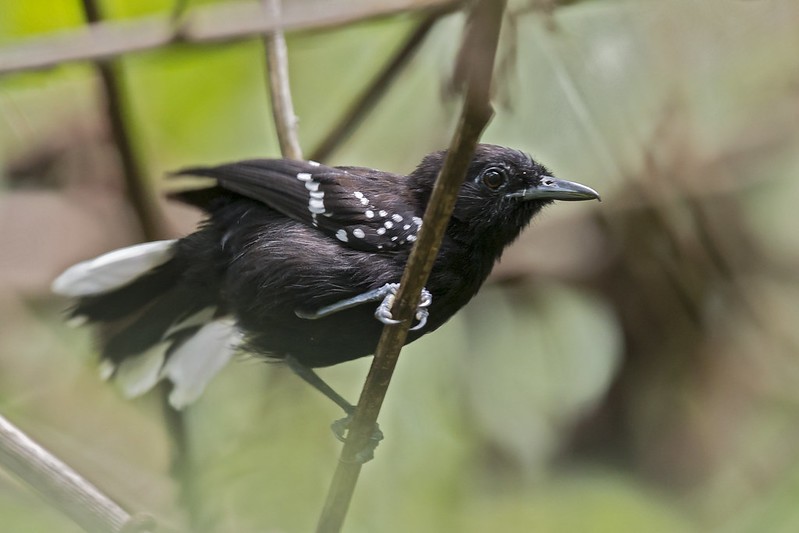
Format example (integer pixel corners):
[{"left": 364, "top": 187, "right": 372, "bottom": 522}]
[
  {"left": 378, "top": 210, "right": 388, "bottom": 217},
  {"left": 365, "top": 210, "right": 374, "bottom": 219},
  {"left": 392, "top": 214, "right": 403, "bottom": 222},
  {"left": 376, "top": 227, "right": 386, "bottom": 235},
  {"left": 336, "top": 229, "right": 348, "bottom": 242},
  {"left": 297, "top": 172, "right": 312, "bottom": 181},
  {"left": 307, "top": 181, "right": 326, "bottom": 214},
  {"left": 384, "top": 221, "right": 394, "bottom": 229},
  {"left": 403, "top": 224, "right": 411, "bottom": 230},
  {"left": 407, "top": 235, "right": 417, "bottom": 242},
  {"left": 354, "top": 191, "right": 364, "bottom": 199},
  {"left": 352, "top": 228, "right": 365, "bottom": 239},
  {"left": 412, "top": 216, "right": 423, "bottom": 226},
  {"left": 308, "top": 160, "right": 321, "bottom": 167}
]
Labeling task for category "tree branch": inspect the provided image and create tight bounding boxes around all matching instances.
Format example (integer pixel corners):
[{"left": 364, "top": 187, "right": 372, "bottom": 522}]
[
  {"left": 0, "top": 413, "right": 154, "bottom": 533},
  {"left": 80, "top": 0, "right": 191, "bottom": 528},
  {"left": 79, "top": 0, "right": 165, "bottom": 242},
  {"left": 0, "top": 0, "right": 459, "bottom": 76},
  {"left": 263, "top": 0, "right": 303, "bottom": 160},
  {"left": 315, "top": 1, "right": 507, "bottom": 531}
]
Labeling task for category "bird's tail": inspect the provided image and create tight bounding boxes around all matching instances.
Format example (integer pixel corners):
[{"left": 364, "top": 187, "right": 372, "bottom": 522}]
[{"left": 52, "top": 240, "right": 239, "bottom": 409}]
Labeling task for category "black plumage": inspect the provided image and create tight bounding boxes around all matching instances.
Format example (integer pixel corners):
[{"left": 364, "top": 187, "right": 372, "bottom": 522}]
[{"left": 56, "top": 144, "right": 599, "bottom": 409}]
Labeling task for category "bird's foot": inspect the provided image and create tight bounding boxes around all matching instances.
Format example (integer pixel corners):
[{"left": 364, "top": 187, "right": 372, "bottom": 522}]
[
  {"left": 331, "top": 414, "right": 384, "bottom": 463},
  {"left": 296, "top": 282, "right": 432, "bottom": 330},
  {"left": 374, "top": 284, "right": 432, "bottom": 331}
]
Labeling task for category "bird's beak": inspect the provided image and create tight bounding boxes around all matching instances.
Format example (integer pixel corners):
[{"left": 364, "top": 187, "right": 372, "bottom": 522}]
[{"left": 516, "top": 177, "right": 600, "bottom": 202}]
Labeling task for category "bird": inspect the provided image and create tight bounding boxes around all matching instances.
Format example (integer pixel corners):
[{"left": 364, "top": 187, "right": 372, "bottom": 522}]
[{"left": 53, "top": 144, "right": 599, "bottom": 456}]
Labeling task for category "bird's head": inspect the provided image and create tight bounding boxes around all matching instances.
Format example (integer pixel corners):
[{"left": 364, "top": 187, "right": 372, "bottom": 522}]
[{"left": 410, "top": 144, "right": 600, "bottom": 248}]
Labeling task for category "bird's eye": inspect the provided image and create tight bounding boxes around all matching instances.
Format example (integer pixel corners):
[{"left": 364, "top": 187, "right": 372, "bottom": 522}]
[{"left": 481, "top": 167, "right": 507, "bottom": 190}]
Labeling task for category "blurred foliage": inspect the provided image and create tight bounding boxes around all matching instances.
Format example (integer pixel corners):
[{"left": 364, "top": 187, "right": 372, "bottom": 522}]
[{"left": 2, "top": 0, "right": 799, "bottom": 532}]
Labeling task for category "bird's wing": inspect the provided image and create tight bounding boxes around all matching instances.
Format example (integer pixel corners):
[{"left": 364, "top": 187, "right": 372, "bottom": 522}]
[{"left": 172, "top": 159, "right": 423, "bottom": 252}]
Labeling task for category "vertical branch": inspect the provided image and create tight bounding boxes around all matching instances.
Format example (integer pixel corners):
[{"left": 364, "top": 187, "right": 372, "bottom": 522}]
[
  {"left": 79, "top": 0, "right": 193, "bottom": 528},
  {"left": 263, "top": 0, "right": 303, "bottom": 160},
  {"left": 80, "top": 0, "right": 164, "bottom": 242},
  {"left": 315, "top": 1, "right": 507, "bottom": 531},
  {"left": 0, "top": 414, "right": 155, "bottom": 533}
]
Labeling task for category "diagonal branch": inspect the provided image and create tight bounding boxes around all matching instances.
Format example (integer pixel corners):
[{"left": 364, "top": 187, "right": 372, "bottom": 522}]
[
  {"left": 315, "top": 1, "right": 507, "bottom": 531},
  {"left": 309, "top": 5, "right": 455, "bottom": 162},
  {"left": 0, "top": 413, "right": 155, "bottom": 533}
]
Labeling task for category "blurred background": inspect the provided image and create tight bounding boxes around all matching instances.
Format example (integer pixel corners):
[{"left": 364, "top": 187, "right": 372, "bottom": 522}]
[{"left": 1, "top": 0, "right": 799, "bottom": 531}]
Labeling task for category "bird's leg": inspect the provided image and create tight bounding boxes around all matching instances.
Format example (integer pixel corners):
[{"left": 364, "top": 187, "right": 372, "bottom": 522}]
[
  {"left": 295, "top": 283, "right": 432, "bottom": 330},
  {"left": 296, "top": 283, "right": 399, "bottom": 320},
  {"left": 285, "top": 356, "right": 383, "bottom": 462},
  {"left": 285, "top": 355, "right": 354, "bottom": 413}
]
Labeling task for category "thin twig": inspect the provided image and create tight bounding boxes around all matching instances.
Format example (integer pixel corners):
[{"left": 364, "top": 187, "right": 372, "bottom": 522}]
[
  {"left": 0, "top": 0, "right": 459, "bottom": 76},
  {"left": 310, "top": 6, "right": 454, "bottom": 162},
  {"left": 0, "top": 413, "right": 155, "bottom": 533},
  {"left": 263, "top": 0, "right": 303, "bottom": 160},
  {"left": 315, "top": 1, "right": 506, "bottom": 531}
]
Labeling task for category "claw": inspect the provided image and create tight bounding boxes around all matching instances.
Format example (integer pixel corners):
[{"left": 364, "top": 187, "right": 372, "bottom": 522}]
[
  {"left": 374, "top": 286, "right": 433, "bottom": 330},
  {"left": 376, "top": 314, "right": 402, "bottom": 325},
  {"left": 409, "top": 288, "right": 432, "bottom": 330},
  {"left": 331, "top": 416, "right": 350, "bottom": 443},
  {"left": 331, "top": 414, "right": 384, "bottom": 463},
  {"left": 374, "top": 289, "right": 402, "bottom": 325},
  {"left": 418, "top": 288, "right": 433, "bottom": 309},
  {"left": 410, "top": 308, "right": 428, "bottom": 331}
]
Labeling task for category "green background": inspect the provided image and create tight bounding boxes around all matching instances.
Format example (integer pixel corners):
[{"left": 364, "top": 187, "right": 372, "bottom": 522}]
[{"left": 1, "top": 0, "right": 799, "bottom": 531}]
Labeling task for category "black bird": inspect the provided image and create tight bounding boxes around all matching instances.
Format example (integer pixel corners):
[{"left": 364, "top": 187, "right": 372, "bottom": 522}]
[{"left": 53, "top": 144, "right": 598, "bottom": 451}]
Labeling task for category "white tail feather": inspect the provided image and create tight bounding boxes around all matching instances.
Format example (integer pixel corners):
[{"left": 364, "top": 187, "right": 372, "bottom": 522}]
[
  {"left": 163, "top": 307, "right": 217, "bottom": 339},
  {"left": 98, "top": 359, "right": 116, "bottom": 381},
  {"left": 56, "top": 240, "right": 238, "bottom": 408},
  {"left": 99, "top": 314, "right": 238, "bottom": 408},
  {"left": 162, "top": 319, "right": 241, "bottom": 409},
  {"left": 113, "top": 344, "right": 167, "bottom": 399},
  {"left": 52, "top": 240, "right": 177, "bottom": 297}
]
